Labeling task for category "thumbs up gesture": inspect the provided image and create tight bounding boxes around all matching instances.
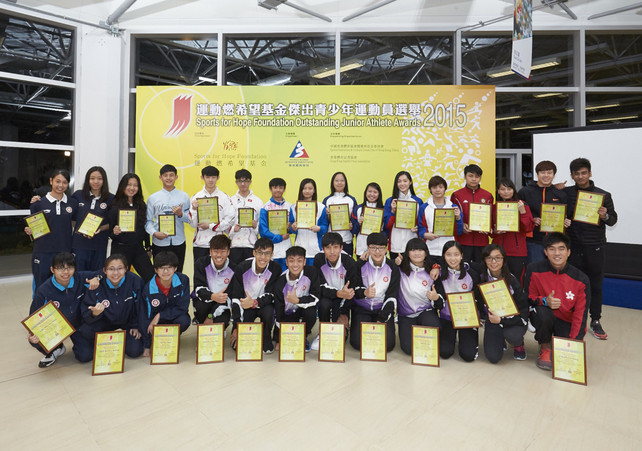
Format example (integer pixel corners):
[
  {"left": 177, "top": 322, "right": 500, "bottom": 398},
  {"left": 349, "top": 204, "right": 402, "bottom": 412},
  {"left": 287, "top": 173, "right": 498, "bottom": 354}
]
[
  {"left": 427, "top": 284, "right": 439, "bottom": 301},
  {"left": 364, "top": 282, "right": 376, "bottom": 298},
  {"left": 88, "top": 302, "right": 105, "bottom": 317},
  {"left": 337, "top": 281, "right": 355, "bottom": 300},
  {"left": 211, "top": 287, "right": 227, "bottom": 304},
  {"left": 548, "top": 290, "right": 561, "bottom": 309}
]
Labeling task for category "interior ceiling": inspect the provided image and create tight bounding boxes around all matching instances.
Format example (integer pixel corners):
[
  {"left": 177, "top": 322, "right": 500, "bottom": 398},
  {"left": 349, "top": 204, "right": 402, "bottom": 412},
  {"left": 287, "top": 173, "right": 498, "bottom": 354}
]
[{"left": 1, "top": 7, "right": 641, "bottom": 146}]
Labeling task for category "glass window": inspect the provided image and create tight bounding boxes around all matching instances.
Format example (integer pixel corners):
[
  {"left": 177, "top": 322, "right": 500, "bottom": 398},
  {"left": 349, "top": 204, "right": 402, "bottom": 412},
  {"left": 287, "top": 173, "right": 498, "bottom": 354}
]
[
  {"left": 340, "top": 35, "right": 453, "bottom": 85},
  {"left": 586, "top": 33, "right": 642, "bottom": 87},
  {"left": 461, "top": 34, "right": 573, "bottom": 87},
  {"left": 585, "top": 93, "right": 642, "bottom": 125},
  {"left": 0, "top": 216, "right": 32, "bottom": 277},
  {"left": 0, "top": 14, "right": 74, "bottom": 82},
  {"left": 225, "top": 35, "right": 336, "bottom": 85}
]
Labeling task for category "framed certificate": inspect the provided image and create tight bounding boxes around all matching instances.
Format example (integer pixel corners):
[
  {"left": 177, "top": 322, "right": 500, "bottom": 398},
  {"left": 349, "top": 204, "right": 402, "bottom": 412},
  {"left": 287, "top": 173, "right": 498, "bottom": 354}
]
[
  {"left": 360, "top": 322, "right": 387, "bottom": 362},
  {"left": 278, "top": 323, "right": 306, "bottom": 362},
  {"left": 296, "top": 201, "right": 317, "bottom": 229},
  {"left": 446, "top": 292, "right": 480, "bottom": 329},
  {"left": 495, "top": 202, "right": 520, "bottom": 232},
  {"left": 573, "top": 190, "right": 605, "bottom": 226},
  {"left": 478, "top": 279, "right": 519, "bottom": 318},
  {"left": 24, "top": 211, "right": 51, "bottom": 241},
  {"left": 394, "top": 200, "right": 418, "bottom": 229},
  {"left": 411, "top": 326, "right": 440, "bottom": 367},
  {"left": 236, "top": 322, "right": 263, "bottom": 361},
  {"left": 540, "top": 203, "right": 566, "bottom": 233},
  {"left": 196, "top": 323, "right": 224, "bottom": 364},
  {"left": 118, "top": 209, "right": 137, "bottom": 233},
  {"left": 468, "top": 202, "right": 491, "bottom": 233},
  {"left": 552, "top": 336, "right": 587, "bottom": 386},
  {"left": 197, "top": 197, "right": 219, "bottom": 224},
  {"left": 92, "top": 330, "right": 126, "bottom": 375},
  {"left": 238, "top": 207, "right": 255, "bottom": 228},
  {"left": 150, "top": 325, "right": 180, "bottom": 365},
  {"left": 158, "top": 214, "right": 176, "bottom": 236},
  {"left": 361, "top": 207, "right": 384, "bottom": 235},
  {"left": 22, "top": 302, "right": 75, "bottom": 353},
  {"left": 76, "top": 212, "right": 103, "bottom": 237},
  {"left": 432, "top": 208, "right": 455, "bottom": 237},
  {"left": 267, "top": 209, "right": 288, "bottom": 236},
  {"left": 328, "top": 204, "right": 351, "bottom": 231},
  {"left": 318, "top": 322, "right": 345, "bottom": 363}
]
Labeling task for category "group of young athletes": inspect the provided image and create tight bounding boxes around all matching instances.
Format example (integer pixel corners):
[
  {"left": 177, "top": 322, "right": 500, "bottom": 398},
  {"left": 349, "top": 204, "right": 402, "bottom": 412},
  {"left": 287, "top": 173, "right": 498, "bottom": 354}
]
[{"left": 24, "top": 157, "right": 617, "bottom": 371}]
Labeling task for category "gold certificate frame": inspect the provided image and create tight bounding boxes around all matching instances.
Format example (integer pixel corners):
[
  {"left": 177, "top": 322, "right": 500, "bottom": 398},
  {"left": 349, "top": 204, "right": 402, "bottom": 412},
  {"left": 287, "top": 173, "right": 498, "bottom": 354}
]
[{"left": 92, "top": 330, "right": 126, "bottom": 375}]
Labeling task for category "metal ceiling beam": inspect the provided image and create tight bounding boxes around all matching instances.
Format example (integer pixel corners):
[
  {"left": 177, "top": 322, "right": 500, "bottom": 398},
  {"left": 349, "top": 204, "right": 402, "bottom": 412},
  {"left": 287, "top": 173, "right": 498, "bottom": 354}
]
[
  {"left": 588, "top": 2, "right": 642, "bottom": 20},
  {"left": 106, "top": 0, "right": 138, "bottom": 26},
  {"left": 343, "top": 0, "right": 397, "bottom": 22}
]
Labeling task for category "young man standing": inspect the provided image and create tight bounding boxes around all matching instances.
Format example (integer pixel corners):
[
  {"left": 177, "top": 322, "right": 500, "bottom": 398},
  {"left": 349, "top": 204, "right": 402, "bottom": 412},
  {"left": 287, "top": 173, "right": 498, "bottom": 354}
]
[
  {"left": 229, "top": 238, "right": 282, "bottom": 353},
  {"left": 450, "top": 164, "right": 494, "bottom": 262},
  {"left": 188, "top": 165, "right": 235, "bottom": 262},
  {"left": 229, "top": 169, "right": 264, "bottom": 266},
  {"left": 518, "top": 160, "right": 569, "bottom": 264},
  {"left": 350, "top": 232, "right": 400, "bottom": 352},
  {"left": 311, "top": 232, "right": 357, "bottom": 350},
  {"left": 145, "top": 164, "right": 191, "bottom": 272},
  {"left": 564, "top": 157, "right": 617, "bottom": 340},
  {"left": 258, "top": 177, "right": 291, "bottom": 271},
  {"left": 523, "top": 232, "right": 590, "bottom": 370},
  {"left": 192, "top": 235, "right": 235, "bottom": 329},
  {"left": 274, "top": 246, "right": 321, "bottom": 352}
]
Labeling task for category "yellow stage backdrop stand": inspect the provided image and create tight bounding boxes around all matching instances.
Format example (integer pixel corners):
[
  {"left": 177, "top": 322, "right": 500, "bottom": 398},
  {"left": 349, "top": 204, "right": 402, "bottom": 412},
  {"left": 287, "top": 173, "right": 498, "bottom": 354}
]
[{"left": 136, "top": 85, "right": 495, "bottom": 274}]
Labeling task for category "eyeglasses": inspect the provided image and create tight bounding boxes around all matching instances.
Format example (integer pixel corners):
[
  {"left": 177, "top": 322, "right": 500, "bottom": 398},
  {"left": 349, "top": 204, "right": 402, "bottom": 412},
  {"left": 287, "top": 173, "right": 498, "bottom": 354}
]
[
  {"left": 106, "top": 267, "right": 126, "bottom": 273},
  {"left": 255, "top": 250, "right": 273, "bottom": 257},
  {"left": 157, "top": 266, "right": 176, "bottom": 272},
  {"left": 485, "top": 256, "right": 504, "bottom": 262},
  {"left": 236, "top": 179, "right": 250, "bottom": 184},
  {"left": 368, "top": 246, "right": 387, "bottom": 252},
  {"left": 53, "top": 266, "right": 73, "bottom": 272}
]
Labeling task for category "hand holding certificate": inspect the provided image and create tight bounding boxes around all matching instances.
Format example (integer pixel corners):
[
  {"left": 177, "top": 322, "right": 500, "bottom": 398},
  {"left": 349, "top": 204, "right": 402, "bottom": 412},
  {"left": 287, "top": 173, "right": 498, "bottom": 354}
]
[
  {"left": 267, "top": 209, "right": 288, "bottom": 236},
  {"left": 468, "top": 203, "right": 491, "bottom": 233},
  {"left": 395, "top": 200, "right": 418, "bottom": 229},
  {"left": 495, "top": 202, "right": 519, "bottom": 232},
  {"left": 76, "top": 212, "right": 103, "bottom": 237},
  {"left": 446, "top": 292, "right": 480, "bottom": 329},
  {"left": 360, "top": 322, "right": 387, "bottom": 361},
  {"left": 573, "top": 190, "right": 605, "bottom": 225},
  {"left": 197, "top": 197, "right": 219, "bottom": 224},
  {"left": 151, "top": 325, "right": 180, "bottom": 364},
  {"left": 22, "top": 302, "right": 75, "bottom": 353},
  {"left": 158, "top": 214, "right": 176, "bottom": 236},
  {"left": 296, "top": 201, "right": 317, "bottom": 229},
  {"left": 540, "top": 203, "right": 566, "bottom": 233},
  {"left": 118, "top": 209, "right": 136, "bottom": 232},
  {"left": 238, "top": 208, "right": 255, "bottom": 228},
  {"left": 432, "top": 208, "right": 455, "bottom": 236},
  {"left": 361, "top": 207, "right": 383, "bottom": 235},
  {"left": 24, "top": 211, "right": 51, "bottom": 241},
  {"left": 279, "top": 323, "right": 306, "bottom": 362},
  {"left": 552, "top": 337, "right": 587, "bottom": 385},
  {"left": 328, "top": 204, "right": 350, "bottom": 231},
  {"left": 411, "top": 326, "right": 440, "bottom": 367},
  {"left": 478, "top": 279, "right": 519, "bottom": 317},
  {"left": 92, "top": 331, "right": 126, "bottom": 375},
  {"left": 318, "top": 322, "right": 345, "bottom": 362}
]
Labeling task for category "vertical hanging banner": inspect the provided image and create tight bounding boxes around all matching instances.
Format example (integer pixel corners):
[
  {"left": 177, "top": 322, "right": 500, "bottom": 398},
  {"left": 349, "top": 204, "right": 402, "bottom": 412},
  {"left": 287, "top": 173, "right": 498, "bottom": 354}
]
[
  {"left": 136, "top": 86, "right": 495, "bottom": 206},
  {"left": 511, "top": 0, "right": 533, "bottom": 78}
]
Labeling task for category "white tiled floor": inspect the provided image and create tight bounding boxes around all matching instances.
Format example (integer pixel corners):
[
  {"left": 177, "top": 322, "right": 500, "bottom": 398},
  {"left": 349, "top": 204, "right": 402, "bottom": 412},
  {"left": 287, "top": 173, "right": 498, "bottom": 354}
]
[{"left": 2, "top": 279, "right": 641, "bottom": 450}]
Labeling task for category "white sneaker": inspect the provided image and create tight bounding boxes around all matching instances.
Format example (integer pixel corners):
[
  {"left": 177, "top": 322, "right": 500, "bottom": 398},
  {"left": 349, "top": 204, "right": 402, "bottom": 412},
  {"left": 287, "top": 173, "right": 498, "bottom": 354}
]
[
  {"left": 527, "top": 320, "right": 536, "bottom": 333},
  {"left": 310, "top": 335, "right": 320, "bottom": 351},
  {"left": 39, "top": 344, "right": 66, "bottom": 368}
]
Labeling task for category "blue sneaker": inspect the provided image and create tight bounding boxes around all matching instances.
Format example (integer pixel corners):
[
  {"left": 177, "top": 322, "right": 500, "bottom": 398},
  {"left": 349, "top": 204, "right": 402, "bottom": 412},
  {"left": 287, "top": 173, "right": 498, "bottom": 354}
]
[{"left": 305, "top": 339, "right": 311, "bottom": 353}]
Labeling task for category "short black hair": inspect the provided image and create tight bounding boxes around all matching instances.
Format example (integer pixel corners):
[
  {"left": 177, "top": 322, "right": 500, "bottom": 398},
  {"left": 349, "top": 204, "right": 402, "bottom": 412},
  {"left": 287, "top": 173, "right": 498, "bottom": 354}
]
[
  {"left": 321, "top": 232, "right": 343, "bottom": 248},
  {"left": 543, "top": 232, "right": 570, "bottom": 249},
  {"left": 496, "top": 178, "right": 518, "bottom": 201},
  {"left": 160, "top": 164, "right": 178, "bottom": 176},
  {"left": 366, "top": 232, "right": 388, "bottom": 247},
  {"left": 201, "top": 165, "right": 219, "bottom": 177},
  {"left": 254, "top": 237, "right": 275, "bottom": 251},
  {"left": 269, "top": 177, "right": 286, "bottom": 188},
  {"left": 153, "top": 251, "right": 179, "bottom": 269},
  {"left": 209, "top": 235, "right": 231, "bottom": 250},
  {"left": 52, "top": 252, "right": 76, "bottom": 269},
  {"left": 464, "top": 164, "right": 483, "bottom": 176},
  {"left": 535, "top": 160, "right": 557, "bottom": 174},
  {"left": 235, "top": 169, "right": 252, "bottom": 180},
  {"left": 570, "top": 157, "right": 591, "bottom": 173},
  {"left": 286, "top": 246, "right": 306, "bottom": 259},
  {"left": 104, "top": 254, "right": 129, "bottom": 270},
  {"left": 429, "top": 175, "right": 447, "bottom": 190}
]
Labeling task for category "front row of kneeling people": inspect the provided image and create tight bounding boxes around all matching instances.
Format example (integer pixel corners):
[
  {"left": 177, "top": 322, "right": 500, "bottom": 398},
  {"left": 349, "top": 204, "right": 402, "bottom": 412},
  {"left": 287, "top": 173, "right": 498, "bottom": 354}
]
[{"left": 28, "top": 229, "right": 587, "bottom": 372}]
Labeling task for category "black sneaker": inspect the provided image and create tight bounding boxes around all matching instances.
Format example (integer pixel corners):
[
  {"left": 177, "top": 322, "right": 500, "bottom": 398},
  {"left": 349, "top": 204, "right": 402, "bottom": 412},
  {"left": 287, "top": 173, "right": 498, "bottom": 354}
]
[
  {"left": 590, "top": 320, "right": 608, "bottom": 340},
  {"left": 38, "top": 344, "right": 66, "bottom": 368}
]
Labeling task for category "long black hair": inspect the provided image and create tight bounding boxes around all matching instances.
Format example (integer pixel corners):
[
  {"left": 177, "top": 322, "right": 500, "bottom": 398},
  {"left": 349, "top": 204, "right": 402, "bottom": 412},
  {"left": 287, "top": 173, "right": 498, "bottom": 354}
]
[
  {"left": 298, "top": 178, "right": 317, "bottom": 201},
  {"left": 440, "top": 240, "right": 467, "bottom": 281},
  {"left": 392, "top": 171, "right": 416, "bottom": 199},
  {"left": 480, "top": 244, "right": 511, "bottom": 282},
  {"left": 399, "top": 238, "right": 433, "bottom": 276},
  {"left": 329, "top": 172, "right": 349, "bottom": 196},
  {"left": 496, "top": 177, "right": 518, "bottom": 201},
  {"left": 362, "top": 182, "right": 384, "bottom": 209},
  {"left": 113, "top": 173, "right": 146, "bottom": 216},
  {"left": 81, "top": 166, "right": 110, "bottom": 199}
]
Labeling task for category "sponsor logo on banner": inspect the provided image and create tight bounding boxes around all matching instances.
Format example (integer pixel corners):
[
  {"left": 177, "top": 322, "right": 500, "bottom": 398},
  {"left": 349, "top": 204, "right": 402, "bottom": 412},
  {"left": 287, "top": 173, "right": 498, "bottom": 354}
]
[
  {"left": 289, "top": 141, "right": 309, "bottom": 158},
  {"left": 286, "top": 140, "right": 312, "bottom": 168},
  {"left": 165, "top": 95, "right": 192, "bottom": 137}
]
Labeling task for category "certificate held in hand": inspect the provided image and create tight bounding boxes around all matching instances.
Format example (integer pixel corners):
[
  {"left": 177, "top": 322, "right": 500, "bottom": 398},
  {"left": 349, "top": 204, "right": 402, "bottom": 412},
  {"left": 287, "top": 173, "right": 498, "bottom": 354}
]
[
  {"left": 495, "top": 202, "right": 520, "bottom": 232},
  {"left": 238, "top": 208, "right": 255, "bottom": 228},
  {"left": 296, "top": 201, "right": 317, "bottom": 229},
  {"left": 328, "top": 204, "right": 351, "bottom": 231},
  {"left": 118, "top": 209, "right": 136, "bottom": 232},
  {"left": 573, "top": 190, "right": 605, "bottom": 226},
  {"left": 468, "top": 202, "right": 491, "bottom": 233},
  {"left": 361, "top": 207, "right": 383, "bottom": 235},
  {"left": 432, "top": 208, "right": 455, "bottom": 236},
  {"left": 92, "top": 331, "right": 126, "bottom": 375},
  {"left": 22, "top": 302, "right": 75, "bottom": 353},
  {"left": 267, "top": 209, "right": 288, "bottom": 235},
  {"left": 540, "top": 203, "right": 566, "bottom": 233},
  {"left": 446, "top": 292, "right": 480, "bottom": 329},
  {"left": 279, "top": 323, "right": 306, "bottom": 362},
  {"left": 318, "top": 322, "right": 345, "bottom": 363},
  {"left": 158, "top": 214, "right": 176, "bottom": 236},
  {"left": 24, "top": 211, "right": 51, "bottom": 241},
  {"left": 395, "top": 200, "right": 418, "bottom": 229},
  {"left": 411, "top": 326, "right": 440, "bottom": 367},
  {"left": 197, "top": 197, "right": 219, "bottom": 224},
  {"left": 552, "top": 337, "right": 587, "bottom": 386},
  {"left": 76, "top": 212, "right": 103, "bottom": 237},
  {"left": 478, "top": 279, "right": 519, "bottom": 317}
]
